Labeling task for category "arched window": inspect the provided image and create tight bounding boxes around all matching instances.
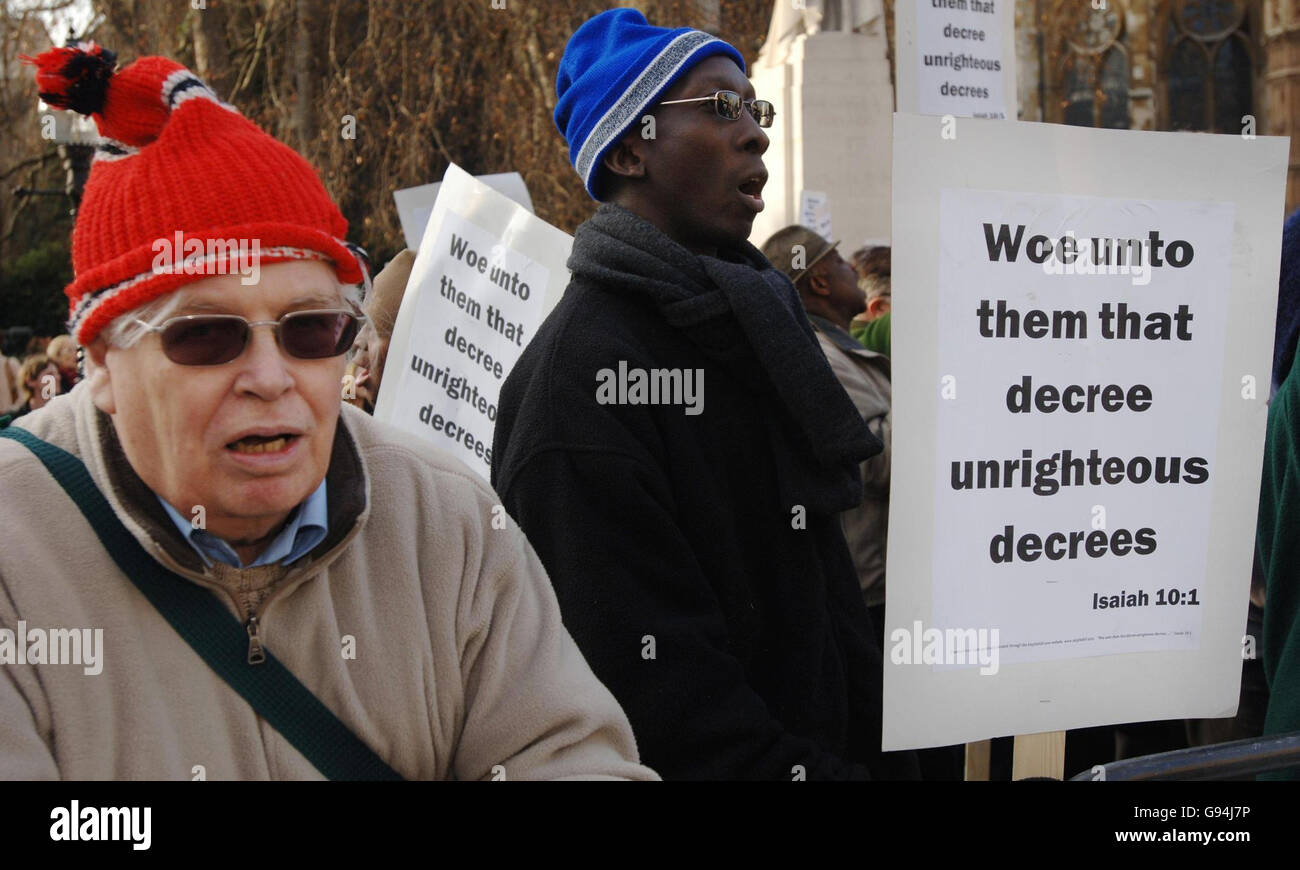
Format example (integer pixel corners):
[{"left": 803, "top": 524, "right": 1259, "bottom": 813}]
[
  {"left": 1162, "top": 0, "right": 1254, "bottom": 132},
  {"left": 1049, "top": 1, "right": 1130, "bottom": 129}
]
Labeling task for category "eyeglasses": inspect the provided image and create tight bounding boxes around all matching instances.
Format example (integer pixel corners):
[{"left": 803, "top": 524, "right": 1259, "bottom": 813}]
[
  {"left": 657, "top": 90, "right": 776, "bottom": 128},
  {"left": 135, "top": 310, "right": 363, "bottom": 366}
]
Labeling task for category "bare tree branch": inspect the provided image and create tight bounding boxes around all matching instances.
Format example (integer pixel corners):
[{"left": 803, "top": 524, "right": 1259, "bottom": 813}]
[{"left": 0, "top": 152, "right": 54, "bottom": 183}]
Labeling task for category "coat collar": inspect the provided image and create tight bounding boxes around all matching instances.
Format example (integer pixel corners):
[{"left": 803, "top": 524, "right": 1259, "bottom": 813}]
[{"left": 806, "top": 313, "right": 889, "bottom": 364}]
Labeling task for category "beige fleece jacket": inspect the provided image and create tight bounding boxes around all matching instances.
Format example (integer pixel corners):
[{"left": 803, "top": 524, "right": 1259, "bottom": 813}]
[{"left": 0, "top": 386, "right": 657, "bottom": 781}]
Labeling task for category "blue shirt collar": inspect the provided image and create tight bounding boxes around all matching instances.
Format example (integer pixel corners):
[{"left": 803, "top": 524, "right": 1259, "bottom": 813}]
[{"left": 157, "top": 479, "right": 329, "bottom": 569}]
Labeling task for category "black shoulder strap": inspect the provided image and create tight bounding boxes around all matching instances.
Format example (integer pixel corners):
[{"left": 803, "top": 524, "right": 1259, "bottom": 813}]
[{"left": 0, "top": 422, "right": 402, "bottom": 781}]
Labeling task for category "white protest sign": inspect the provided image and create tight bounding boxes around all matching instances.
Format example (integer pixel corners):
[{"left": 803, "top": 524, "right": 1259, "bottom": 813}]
[
  {"left": 885, "top": 113, "right": 1288, "bottom": 751},
  {"left": 393, "top": 172, "right": 535, "bottom": 250},
  {"left": 895, "top": 0, "right": 1016, "bottom": 119},
  {"left": 374, "top": 164, "right": 570, "bottom": 478},
  {"left": 799, "top": 190, "right": 833, "bottom": 241}
]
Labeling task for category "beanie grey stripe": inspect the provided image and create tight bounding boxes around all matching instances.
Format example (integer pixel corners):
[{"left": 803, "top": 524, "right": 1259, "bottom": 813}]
[{"left": 574, "top": 29, "right": 720, "bottom": 194}]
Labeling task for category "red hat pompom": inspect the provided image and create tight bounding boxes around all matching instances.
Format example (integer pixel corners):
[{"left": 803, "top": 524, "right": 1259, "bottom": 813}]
[{"left": 23, "top": 42, "right": 117, "bottom": 116}]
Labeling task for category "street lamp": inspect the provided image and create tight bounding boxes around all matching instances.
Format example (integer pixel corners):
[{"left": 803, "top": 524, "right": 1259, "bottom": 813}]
[{"left": 52, "top": 112, "right": 97, "bottom": 216}]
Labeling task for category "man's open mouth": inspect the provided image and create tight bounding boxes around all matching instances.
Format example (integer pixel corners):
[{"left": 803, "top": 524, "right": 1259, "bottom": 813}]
[
  {"left": 227, "top": 433, "right": 299, "bottom": 454},
  {"left": 738, "top": 174, "right": 767, "bottom": 213}
]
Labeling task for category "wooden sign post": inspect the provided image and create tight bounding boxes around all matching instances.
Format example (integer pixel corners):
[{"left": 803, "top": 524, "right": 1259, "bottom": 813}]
[
  {"left": 1012, "top": 731, "right": 1066, "bottom": 780},
  {"left": 964, "top": 740, "right": 990, "bottom": 781}
]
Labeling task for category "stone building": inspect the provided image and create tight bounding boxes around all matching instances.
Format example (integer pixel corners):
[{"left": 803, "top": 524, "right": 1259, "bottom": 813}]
[{"left": 750, "top": 0, "right": 1296, "bottom": 252}]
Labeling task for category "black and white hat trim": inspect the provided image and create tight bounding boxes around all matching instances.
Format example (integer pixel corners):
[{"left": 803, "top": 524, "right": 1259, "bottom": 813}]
[
  {"left": 68, "top": 245, "right": 340, "bottom": 341},
  {"left": 160, "top": 68, "right": 239, "bottom": 115},
  {"left": 93, "top": 139, "right": 139, "bottom": 163}
]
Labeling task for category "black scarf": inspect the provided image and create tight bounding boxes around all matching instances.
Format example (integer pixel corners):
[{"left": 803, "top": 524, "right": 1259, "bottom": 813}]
[{"left": 568, "top": 204, "right": 880, "bottom": 514}]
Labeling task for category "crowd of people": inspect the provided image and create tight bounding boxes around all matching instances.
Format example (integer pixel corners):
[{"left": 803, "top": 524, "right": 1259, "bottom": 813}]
[
  {"left": 0, "top": 328, "right": 78, "bottom": 419},
  {"left": 0, "top": 7, "right": 1294, "bottom": 781}
]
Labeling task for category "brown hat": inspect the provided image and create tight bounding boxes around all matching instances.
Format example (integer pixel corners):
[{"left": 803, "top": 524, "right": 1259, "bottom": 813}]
[
  {"left": 365, "top": 249, "right": 416, "bottom": 336},
  {"left": 760, "top": 225, "right": 840, "bottom": 285}
]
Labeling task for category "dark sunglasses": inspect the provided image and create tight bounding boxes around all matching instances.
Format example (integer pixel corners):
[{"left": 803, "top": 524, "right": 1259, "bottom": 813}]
[
  {"left": 135, "top": 309, "right": 363, "bottom": 366},
  {"left": 658, "top": 90, "right": 776, "bottom": 128}
]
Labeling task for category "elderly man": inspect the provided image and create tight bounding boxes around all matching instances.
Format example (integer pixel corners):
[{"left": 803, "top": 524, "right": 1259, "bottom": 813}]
[
  {"left": 0, "top": 44, "right": 654, "bottom": 781},
  {"left": 493, "top": 10, "right": 918, "bottom": 780}
]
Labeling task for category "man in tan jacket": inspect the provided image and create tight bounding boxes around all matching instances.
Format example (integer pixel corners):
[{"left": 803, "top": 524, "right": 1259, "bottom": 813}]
[
  {"left": 763, "top": 227, "right": 892, "bottom": 631},
  {"left": 0, "top": 45, "right": 654, "bottom": 781}
]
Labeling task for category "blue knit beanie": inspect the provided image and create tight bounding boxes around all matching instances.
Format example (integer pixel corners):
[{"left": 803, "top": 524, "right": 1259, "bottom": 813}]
[{"left": 554, "top": 8, "right": 747, "bottom": 201}]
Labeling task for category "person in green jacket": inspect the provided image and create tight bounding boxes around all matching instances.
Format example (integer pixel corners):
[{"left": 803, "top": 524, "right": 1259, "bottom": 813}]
[
  {"left": 849, "top": 245, "right": 891, "bottom": 358},
  {"left": 1258, "top": 361, "right": 1300, "bottom": 779}
]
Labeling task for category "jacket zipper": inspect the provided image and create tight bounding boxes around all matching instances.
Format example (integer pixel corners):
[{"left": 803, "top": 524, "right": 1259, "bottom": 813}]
[
  {"left": 246, "top": 615, "right": 266, "bottom": 665},
  {"left": 149, "top": 526, "right": 365, "bottom": 667}
]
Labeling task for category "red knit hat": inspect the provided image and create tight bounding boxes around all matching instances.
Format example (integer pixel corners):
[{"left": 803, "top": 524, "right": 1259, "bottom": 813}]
[{"left": 25, "top": 43, "right": 365, "bottom": 346}]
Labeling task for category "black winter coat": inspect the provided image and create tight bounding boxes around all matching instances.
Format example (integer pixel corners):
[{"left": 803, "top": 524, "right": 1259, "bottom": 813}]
[{"left": 492, "top": 205, "right": 919, "bottom": 781}]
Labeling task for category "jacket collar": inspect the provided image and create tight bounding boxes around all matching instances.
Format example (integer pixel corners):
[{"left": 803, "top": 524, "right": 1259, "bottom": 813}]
[{"left": 806, "top": 313, "right": 889, "bottom": 363}]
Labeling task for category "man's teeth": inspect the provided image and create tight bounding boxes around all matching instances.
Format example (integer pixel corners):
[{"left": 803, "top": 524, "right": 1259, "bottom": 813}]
[{"left": 230, "top": 437, "right": 289, "bottom": 454}]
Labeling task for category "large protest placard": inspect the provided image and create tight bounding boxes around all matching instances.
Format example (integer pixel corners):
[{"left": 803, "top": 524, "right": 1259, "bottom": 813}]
[
  {"left": 895, "top": 0, "right": 1016, "bottom": 119},
  {"left": 374, "top": 164, "right": 570, "bottom": 478},
  {"left": 884, "top": 113, "right": 1288, "bottom": 751}
]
